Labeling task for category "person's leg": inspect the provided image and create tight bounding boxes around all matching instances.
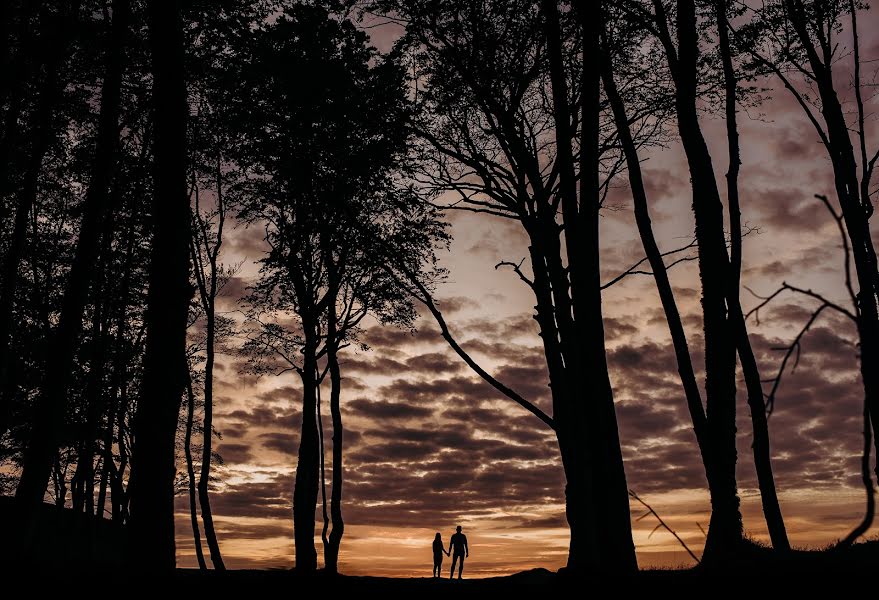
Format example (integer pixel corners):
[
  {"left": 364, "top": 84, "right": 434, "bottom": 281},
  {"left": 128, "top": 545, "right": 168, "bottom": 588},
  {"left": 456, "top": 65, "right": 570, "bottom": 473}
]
[
  {"left": 457, "top": 554, "right": 464, "bottom": 579},
  {"left": 450, "top": 554, "right": 458, "bottom": 579}
]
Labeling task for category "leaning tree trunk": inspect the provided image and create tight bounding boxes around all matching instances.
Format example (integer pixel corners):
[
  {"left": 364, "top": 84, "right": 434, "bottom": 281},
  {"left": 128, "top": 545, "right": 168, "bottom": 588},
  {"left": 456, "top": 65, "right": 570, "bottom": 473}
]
[
  {"left": 16, "top": 0, "right": 129, "bottom": 509},
  {"left": 715, "top": 0, "right": 790, "bottom": 552},
  {"left": 599, "top": 31, "right": 712, "bottom": 483},
  {"left": 127, "top": 0, "right": 190, "bottom": 572}
]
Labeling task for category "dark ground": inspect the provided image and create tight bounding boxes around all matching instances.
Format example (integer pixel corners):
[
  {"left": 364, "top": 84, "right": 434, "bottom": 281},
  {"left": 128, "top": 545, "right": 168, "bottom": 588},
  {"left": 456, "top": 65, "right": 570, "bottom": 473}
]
[
  {"left": 2, "top": 497, "right": 877, "bottom": 591},
  {"left": 4, "top": 546, "right": 878, "bottom": 594}
]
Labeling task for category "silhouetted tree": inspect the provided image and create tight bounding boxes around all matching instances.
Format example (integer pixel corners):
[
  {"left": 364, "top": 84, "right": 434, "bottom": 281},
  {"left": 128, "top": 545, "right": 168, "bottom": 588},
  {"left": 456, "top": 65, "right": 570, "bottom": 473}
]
[
  {"left": 128, "top": 0, "right": 190, "bottom": 571},
  {"left": 16, "top": 0, "right": 130, "bottom": 515},
  {"left": 0, "top": 2, "right": 76, "bottom": 440},
  {"left": 744, "top": 0, "right": 879, "bottom": 502},
  {"left": 372, "top": 0, "right": 638, "bottom": 573},
  {"left": 231, "top": 5, "right": 443, "bottom": 573},
  {"left": 619, "top": 0, "right": 792, "bottom": 558},
  {"left": 188, "top": 120, "right": 233, "bottom": 572},
  {"left": 715, "top": 0, "right": 790, "bottom": 552},
  {"left": 607, "top": 0, "right": 790, "bottom": 554},
  {"left": 184, "top": 366, "right": 207, "bottom": 570}
]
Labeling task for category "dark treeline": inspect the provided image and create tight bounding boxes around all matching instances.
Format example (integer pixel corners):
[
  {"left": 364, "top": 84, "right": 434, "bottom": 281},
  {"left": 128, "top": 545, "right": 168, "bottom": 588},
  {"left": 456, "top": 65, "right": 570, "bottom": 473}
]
[{"left": 0, "top": 0, "right": 876, "bottom": 577}]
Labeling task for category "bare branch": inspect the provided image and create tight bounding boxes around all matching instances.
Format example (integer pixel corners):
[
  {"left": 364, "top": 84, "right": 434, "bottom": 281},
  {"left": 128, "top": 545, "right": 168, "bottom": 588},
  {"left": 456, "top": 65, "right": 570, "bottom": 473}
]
[
  {"left": 762, "top": 302, "right": 833, "bottom": 416},
  {"left": 601, "top": 238, "right": 697, "bottom": 290},
  {"left": 389, "top": 262, "right": 555, "bottom": 430},
  {"left": 628, "top": 489, "right": 700, "bottom": 564},
  {"left": 745, "top": 281, "right": 857, "bottom": 325},
  {"left": 495, "top": 258, "right": 534, "bottom": 290}
]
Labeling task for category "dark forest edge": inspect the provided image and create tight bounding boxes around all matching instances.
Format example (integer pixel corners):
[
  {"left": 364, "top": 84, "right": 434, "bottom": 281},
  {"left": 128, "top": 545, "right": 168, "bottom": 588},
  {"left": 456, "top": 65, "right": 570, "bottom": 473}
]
[{"left": 1, "top": 0, "right": 878, "bottom": 578}]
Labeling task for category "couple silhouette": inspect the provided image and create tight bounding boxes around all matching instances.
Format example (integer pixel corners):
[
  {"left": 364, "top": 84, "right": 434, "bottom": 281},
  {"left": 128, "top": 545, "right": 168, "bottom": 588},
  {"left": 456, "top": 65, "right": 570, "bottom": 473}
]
[{"left": 432, "top": 525, "right": 469, "bottom": 579}]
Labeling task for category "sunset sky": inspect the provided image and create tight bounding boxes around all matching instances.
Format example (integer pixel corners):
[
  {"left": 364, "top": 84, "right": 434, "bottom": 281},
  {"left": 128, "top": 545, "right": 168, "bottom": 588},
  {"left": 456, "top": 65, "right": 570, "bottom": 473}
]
[{"left": 174, "top": 8, "right": 879, "bottom": 576}]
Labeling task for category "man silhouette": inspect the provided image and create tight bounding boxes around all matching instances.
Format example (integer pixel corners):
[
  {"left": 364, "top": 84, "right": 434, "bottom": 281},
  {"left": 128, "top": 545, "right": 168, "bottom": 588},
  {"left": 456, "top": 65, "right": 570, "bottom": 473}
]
[{"left": 448, "top": 525, "right": 469, "bottom": 579}]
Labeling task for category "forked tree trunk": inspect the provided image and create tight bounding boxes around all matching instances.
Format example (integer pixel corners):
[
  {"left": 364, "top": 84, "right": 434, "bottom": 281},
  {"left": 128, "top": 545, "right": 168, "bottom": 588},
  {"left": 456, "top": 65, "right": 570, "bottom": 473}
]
[
  {"left": 293, "top": 318, "right": 320, "bottom": 572},
  {"left": 599, "top": 26, "right": 711, "bottom": 482}
]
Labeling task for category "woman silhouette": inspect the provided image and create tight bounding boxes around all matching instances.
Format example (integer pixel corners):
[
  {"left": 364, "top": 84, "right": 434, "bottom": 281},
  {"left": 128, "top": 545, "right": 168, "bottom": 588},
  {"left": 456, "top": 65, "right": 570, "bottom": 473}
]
[{"left": 432, "top": 532, "right": 449, "bottom": 577}]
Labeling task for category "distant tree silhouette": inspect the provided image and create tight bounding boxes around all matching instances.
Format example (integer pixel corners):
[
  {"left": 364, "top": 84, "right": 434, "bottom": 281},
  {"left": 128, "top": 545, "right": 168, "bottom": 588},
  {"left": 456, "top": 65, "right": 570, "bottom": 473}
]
[
  {"left": 230, "top": 5, "right": 444, "bottom": 573},
  {"left": 187, "top": 114, "right": 234, "bottom": 572},
  {"left": 128, "top": 0, "right": 190, "bottom": 571}
]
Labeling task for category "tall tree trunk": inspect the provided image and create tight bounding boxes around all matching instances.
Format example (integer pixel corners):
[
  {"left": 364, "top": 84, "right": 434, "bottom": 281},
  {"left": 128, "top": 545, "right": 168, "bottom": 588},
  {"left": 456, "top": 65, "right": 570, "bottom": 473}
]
[
  {"left": 523, "top": 221, "right": 598, "bottom": 572},
  {"left": 198, "top": 306, "right": 225, "bottom": 569},
  {"left": 325, "top": 301, "right": 344, "bottom": 574},
  {"left": 599, "top": 27, "right": 712, "bottom": 483},
  {"left": 293, "top": 319, "right": 320, "bottom": 572},
  {"left": 198, "top": 322, "right": 226, "bottom": 571},
  {"left": 16, "top": 0, "right": 129, "bottom": 508},
  {"left": 540, "top": 4, "right": 597, "bottom": 573},
  {"left": 665, "top": 0, "right": 743, "bottom": 558},
  {"left": 127, "top": 0, "right": 190, "bottom": 571},
  {"left": 715, "top": 0, "right": 789, "bottom": 552},
  {"left": 197, "top": 164, "right": 225, "bottom": 571},
  {"left": 319, "top": 374, "right": 330, "bottom": 563},
  {"left": 576, "top": 1, "right": 635, "bottom": 572},
  {"left": 543, "top": 0, "right": 636, "bottom": 573},
  {"left": 185, "top": 369, "right": 208, "bottom": 570}
]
